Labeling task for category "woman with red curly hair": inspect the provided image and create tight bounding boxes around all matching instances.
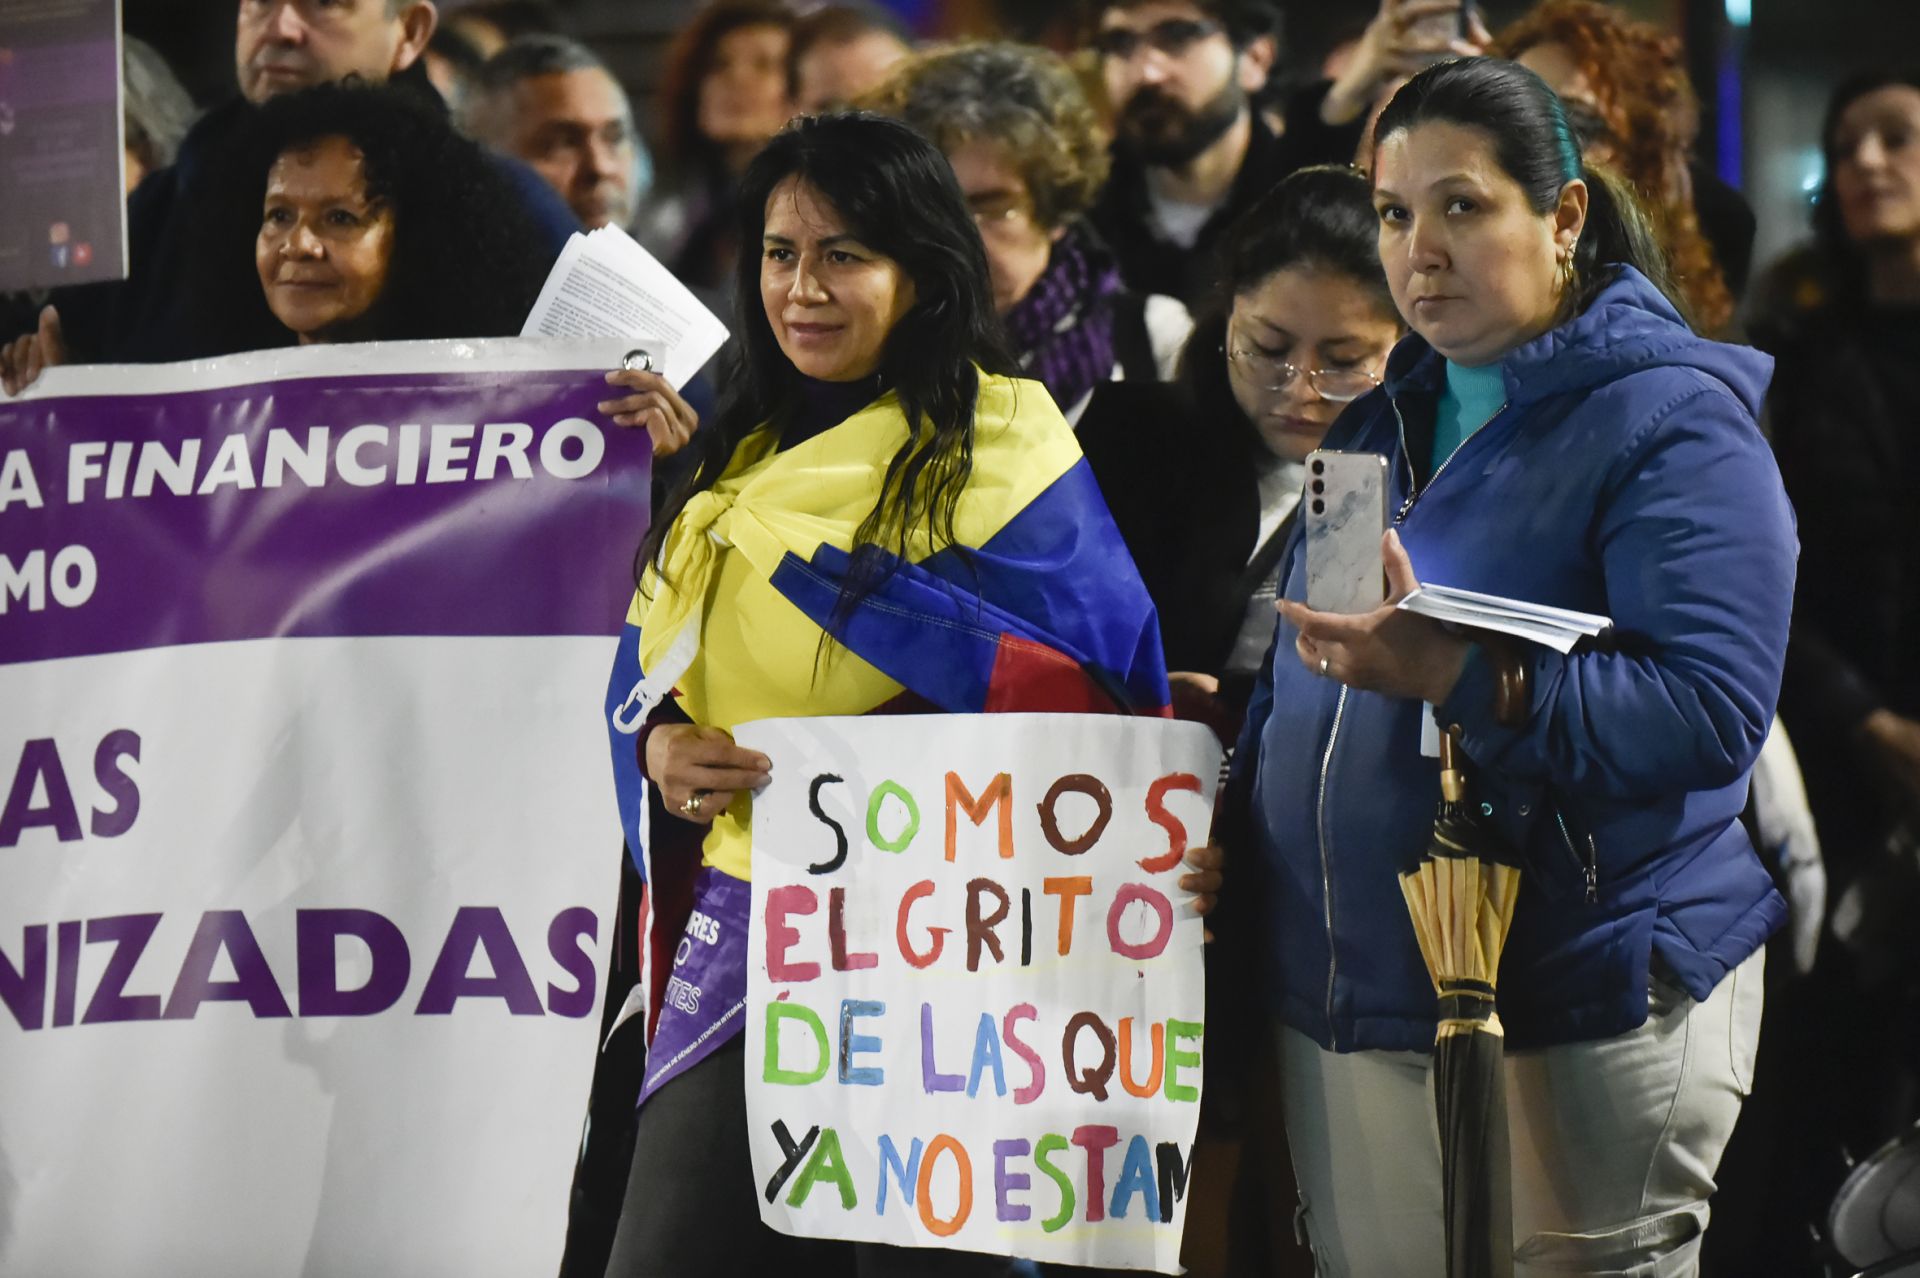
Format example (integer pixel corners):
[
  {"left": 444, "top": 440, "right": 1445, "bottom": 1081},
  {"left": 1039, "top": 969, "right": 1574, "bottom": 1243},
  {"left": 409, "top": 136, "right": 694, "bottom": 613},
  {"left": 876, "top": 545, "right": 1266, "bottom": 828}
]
[{"left": 1492, "top": 0, "right": 1743, "bottom": 335}]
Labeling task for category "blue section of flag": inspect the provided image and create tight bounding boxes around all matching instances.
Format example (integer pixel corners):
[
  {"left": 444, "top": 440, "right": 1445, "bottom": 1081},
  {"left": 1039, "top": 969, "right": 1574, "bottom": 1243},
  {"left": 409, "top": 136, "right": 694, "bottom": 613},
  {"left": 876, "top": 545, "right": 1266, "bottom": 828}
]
[
  {"left": 771, "top": 457, "right": 1167, "bottom": 714},
  {"left": 606, "top": 620, "right": 649, "bottom": 867}
]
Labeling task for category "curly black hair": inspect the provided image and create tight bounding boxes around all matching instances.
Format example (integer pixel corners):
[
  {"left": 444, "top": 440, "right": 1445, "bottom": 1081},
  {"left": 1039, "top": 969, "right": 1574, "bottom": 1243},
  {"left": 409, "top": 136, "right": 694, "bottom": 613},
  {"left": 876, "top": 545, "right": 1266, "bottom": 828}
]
[{"left": 182, "top": 80, "right": 553, "bottom": 354}]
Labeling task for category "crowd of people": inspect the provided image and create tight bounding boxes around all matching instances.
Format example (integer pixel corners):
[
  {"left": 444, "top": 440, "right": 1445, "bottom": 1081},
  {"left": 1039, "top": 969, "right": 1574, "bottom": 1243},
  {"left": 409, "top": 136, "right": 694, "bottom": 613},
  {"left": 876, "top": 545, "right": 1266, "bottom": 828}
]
[{"left": 6, "top": 0, "right": 1920, "bottom": 1275}]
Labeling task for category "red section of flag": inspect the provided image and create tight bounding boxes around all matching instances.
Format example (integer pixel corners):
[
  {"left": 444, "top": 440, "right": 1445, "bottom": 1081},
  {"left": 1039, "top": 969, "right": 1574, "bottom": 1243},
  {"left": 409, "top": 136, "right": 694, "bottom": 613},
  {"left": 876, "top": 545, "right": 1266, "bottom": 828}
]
[{"left": 983, "top": 634, "right": 1170, "bottom": 717}]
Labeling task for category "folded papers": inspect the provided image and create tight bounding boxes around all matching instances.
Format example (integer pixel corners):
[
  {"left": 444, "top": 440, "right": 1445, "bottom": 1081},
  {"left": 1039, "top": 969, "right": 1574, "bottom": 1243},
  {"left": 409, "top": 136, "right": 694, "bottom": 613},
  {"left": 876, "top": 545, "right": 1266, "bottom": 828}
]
[
  {"left": 1397, "top": 584, "right": 1611, "bottom": 654},
  {"left": 521, "top": 224, "right": 729, "bottom": 389}
]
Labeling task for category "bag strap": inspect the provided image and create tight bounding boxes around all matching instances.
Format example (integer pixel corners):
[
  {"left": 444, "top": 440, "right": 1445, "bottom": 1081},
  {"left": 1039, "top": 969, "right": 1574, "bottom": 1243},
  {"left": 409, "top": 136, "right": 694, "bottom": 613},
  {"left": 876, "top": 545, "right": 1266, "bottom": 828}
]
[{"left": 1232, "top": 503, "right": 1297, "bottom": 606}]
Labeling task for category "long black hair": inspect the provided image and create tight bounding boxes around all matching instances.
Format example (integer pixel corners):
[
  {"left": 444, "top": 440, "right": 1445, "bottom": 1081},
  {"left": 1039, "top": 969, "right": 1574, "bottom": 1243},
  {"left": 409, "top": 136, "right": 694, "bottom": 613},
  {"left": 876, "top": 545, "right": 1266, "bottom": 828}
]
[
  {"left": 1371, "top": 57, "right": 1680, "bottom": 326},
  {"left": 182, "top": 80, "right": 551, "bottom": 356},
  {"left": 639, "top": 111, "right": 1015, "bottom": 610},
  {"left": 1813, "top": 71, "right": 1920, "bottom": 302},
  {"left": 1183, "top": 165, "right": 1400, "bottom": 446}
]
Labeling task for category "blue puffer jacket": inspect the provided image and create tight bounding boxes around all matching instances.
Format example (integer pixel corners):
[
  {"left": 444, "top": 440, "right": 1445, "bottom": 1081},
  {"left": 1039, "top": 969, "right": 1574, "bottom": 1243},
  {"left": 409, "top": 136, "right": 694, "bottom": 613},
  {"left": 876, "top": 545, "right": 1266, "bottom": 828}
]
[{"left": 1236, "top": 267, "right": 1796, "bottom": 1053}]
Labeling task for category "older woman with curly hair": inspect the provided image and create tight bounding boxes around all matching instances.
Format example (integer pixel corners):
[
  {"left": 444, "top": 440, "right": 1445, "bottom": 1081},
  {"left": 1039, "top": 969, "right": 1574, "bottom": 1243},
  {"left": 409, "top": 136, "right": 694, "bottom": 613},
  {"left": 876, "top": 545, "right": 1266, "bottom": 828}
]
[
  {"left": 866, "top": 41, "right": 1191, "bottom": 424},
  {"left": 1492, "top": 0, "right": 1743, "bottom": 333}
]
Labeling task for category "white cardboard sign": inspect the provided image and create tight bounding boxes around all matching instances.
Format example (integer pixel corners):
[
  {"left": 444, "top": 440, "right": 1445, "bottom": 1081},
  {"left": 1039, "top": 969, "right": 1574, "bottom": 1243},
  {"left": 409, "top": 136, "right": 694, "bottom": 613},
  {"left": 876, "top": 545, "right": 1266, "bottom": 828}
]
[{"left": 735, "top": 713, "right": 1221, "bottom": 1274}]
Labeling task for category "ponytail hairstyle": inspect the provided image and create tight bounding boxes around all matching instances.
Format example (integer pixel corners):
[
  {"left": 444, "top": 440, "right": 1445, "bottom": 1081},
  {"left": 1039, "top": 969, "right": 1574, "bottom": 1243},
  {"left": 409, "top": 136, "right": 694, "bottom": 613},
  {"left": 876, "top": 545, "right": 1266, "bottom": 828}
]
[
  {"left": 638, "top": 112, "right": 1014, "bottom": 621},
  {"left": 1371, "top": 57, "right": 1684, "bottom": 328}
]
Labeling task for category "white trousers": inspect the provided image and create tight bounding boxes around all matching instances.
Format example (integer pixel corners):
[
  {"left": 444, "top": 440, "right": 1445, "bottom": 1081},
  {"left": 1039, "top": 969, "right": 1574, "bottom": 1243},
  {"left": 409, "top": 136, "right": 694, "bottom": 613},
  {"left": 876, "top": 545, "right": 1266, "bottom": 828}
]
[{"left": 1278, "top": 949, "right": 1764, "bottom": 1278}]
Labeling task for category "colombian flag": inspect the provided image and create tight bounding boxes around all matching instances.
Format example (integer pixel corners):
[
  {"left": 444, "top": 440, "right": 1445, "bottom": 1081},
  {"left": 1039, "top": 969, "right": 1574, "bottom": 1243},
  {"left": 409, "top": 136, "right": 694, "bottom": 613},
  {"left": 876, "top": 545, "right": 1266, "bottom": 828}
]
[{"left": 602, "top": 372, "right": 1169, "bottom": 1037}]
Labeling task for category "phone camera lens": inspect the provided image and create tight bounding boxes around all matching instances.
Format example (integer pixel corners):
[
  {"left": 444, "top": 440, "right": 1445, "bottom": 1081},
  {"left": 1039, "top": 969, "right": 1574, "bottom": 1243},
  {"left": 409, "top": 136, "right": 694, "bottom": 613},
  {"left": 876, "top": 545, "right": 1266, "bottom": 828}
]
[
  {"left": 1310, "top": 479, "right": 1325, "bottom": 495},
  {"left": 1311, "top": 460, "right": 1325, "bottom": 475},
  {"left": 1310, "top": 499, "right": 1325, "bottom": 516}
]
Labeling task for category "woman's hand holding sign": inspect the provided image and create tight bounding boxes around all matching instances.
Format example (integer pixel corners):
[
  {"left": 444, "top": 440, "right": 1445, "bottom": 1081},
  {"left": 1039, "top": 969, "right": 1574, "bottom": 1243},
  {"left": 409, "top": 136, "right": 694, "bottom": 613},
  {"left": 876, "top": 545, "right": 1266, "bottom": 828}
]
[
  {"left": 647, "top": 724, "right": 771, "bottom": 824},
  {"left": 0, "top": 306, "right": 67, "bottom": 397},
  {"left": 601, "top": 368, "right": 699, "bottom": 458},
  {"left": 1180, "top": 841, "right": 1225, "bottom": 942},
  {"left": 1180, "top": 843, "right": 1224, "bottom": 920}
]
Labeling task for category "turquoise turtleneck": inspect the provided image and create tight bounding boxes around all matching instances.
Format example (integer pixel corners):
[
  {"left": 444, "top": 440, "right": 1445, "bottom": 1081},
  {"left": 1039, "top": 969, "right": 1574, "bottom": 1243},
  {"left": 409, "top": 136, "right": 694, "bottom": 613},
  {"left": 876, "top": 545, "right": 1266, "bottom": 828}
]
[{"left": 1431, "top": 359, "right": 1506, "bottom": 473}]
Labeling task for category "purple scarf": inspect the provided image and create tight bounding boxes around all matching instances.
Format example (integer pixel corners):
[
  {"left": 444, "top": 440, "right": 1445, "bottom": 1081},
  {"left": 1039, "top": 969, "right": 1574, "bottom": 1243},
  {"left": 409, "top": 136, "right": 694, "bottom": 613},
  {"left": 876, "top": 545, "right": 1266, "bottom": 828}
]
[{"left": 1004, "top": 225, "right": 1124, "bottom": 418}]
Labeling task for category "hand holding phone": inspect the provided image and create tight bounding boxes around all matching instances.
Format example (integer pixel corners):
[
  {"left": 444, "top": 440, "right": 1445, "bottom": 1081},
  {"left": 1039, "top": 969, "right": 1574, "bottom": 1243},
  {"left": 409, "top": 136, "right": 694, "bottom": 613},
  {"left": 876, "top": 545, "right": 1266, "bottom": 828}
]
[
  {"left": 1304, "top": 450, "right": 1389, "bottom": 614},
  {"left": 1391, "top": 0, "right": 1485, "bottom": 65}
]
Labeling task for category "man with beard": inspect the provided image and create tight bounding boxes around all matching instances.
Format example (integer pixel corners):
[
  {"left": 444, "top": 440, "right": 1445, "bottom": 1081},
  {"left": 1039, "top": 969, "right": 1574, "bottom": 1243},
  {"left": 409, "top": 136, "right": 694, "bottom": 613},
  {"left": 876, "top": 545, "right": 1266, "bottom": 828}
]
[
  {"left": 1089, "top": 0, "right": 1474, "bottom": 305},
  {"left": 30, "top": 0, "right": 577, "bottom": 363},
  {"left": 465, "top": 36, "right": 646, "bottom": 232}
]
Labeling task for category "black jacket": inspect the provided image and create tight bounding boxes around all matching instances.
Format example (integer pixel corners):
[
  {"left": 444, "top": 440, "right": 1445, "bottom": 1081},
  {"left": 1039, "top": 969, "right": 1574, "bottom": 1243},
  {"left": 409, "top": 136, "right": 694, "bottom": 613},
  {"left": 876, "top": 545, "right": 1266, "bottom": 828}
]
[
  {"left": 1088, "top": 82, "right": 1363, "bottom": 308},
  {"left": 1076, "top": 375, "right": 1278, "bottom": 703},
  {"left": 1764, "top": 302, "right": 1920, "bottom": 857}
]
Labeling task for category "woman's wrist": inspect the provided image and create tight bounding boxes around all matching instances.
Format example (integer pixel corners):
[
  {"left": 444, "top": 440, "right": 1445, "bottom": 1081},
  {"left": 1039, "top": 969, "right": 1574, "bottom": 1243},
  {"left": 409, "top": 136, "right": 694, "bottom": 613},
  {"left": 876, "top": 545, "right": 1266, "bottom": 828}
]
[{"left": 1424, "top": 632, "right": 1475, "bottom": 705}]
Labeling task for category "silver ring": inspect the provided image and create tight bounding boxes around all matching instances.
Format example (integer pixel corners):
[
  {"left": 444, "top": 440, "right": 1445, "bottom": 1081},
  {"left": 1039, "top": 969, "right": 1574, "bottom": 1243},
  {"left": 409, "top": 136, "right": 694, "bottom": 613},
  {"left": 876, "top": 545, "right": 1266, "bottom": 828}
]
[
  {"left": 1319, "top": 657, "right": 1332, "bottom": 678},
  {"left": 623, "top": 348, "right": 655, "bottom": 372},
  {"left": 681, "top": 792, "right": 705, "bottom": 818}
]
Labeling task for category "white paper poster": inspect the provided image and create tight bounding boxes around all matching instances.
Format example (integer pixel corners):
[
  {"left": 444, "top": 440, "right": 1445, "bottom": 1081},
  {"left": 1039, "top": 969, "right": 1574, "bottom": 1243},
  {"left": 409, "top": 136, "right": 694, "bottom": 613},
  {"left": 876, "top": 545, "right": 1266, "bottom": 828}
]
[{"left": 735, "top": 713, "right": 1221, "bottom": 1274}]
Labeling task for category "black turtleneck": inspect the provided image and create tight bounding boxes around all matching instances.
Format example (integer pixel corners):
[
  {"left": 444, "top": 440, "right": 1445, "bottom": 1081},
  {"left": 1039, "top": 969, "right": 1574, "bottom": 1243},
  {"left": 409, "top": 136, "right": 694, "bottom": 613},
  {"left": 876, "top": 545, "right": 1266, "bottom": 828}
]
[{"left": 777, "top": 373, "right": 887, "bottom": 453}]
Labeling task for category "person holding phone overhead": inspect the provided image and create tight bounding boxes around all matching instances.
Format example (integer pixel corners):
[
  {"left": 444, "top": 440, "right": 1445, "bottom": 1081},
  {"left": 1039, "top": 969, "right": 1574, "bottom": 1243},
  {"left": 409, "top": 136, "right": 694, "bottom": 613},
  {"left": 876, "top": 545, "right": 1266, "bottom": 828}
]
[
  {"left": 599, "top": 112, "right": 1218, "bottom": 1277},
  {"left": 1223, "top": 59, "right": 1795, "bottom": 1275}
]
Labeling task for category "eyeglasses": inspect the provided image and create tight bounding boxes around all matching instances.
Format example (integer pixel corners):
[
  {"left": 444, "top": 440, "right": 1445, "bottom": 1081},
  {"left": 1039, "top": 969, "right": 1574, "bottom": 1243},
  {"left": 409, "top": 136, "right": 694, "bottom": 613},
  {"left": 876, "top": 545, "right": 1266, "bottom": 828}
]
[
  {"left": 966, "top": 193, "right": 1033, "bottom": 229},
  {"left": 1226, "top": 343, "right": 1381, "bottom": 402},
  {"left": 1093, "top": 17, "right": 1222, "bottom": 61}
]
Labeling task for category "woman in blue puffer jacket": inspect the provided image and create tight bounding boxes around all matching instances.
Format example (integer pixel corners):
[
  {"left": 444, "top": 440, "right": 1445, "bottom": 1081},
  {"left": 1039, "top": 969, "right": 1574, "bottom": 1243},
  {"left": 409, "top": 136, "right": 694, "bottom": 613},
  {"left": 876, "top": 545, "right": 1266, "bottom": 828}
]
[{"left": 1231, "top": 59, "right": 1796, "bottom": 1277}]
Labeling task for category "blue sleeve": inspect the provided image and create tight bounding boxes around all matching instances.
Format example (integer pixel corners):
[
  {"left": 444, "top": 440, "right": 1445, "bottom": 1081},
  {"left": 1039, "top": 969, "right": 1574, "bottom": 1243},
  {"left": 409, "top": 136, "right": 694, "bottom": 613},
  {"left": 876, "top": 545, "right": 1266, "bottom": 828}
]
[
  {"left": 1438, "top": 381, "right": 1799, "bottom": 799},
  {"left": 485, "top": 151, "right": 582, "bottom": 262}
]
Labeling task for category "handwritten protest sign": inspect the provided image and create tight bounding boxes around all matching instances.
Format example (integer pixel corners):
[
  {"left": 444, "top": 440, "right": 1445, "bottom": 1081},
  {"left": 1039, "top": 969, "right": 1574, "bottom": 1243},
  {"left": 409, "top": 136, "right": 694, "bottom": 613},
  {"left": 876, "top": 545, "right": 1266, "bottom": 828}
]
[{"left": 735, "top": 713, "right": 1221, "bottom": 1274}]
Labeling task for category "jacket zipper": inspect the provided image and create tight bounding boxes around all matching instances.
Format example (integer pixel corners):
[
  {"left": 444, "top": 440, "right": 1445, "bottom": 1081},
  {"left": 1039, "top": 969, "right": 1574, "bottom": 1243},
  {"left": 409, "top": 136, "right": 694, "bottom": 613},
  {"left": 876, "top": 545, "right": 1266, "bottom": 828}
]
[
  {"left": 1393, "top": 387, "right": 1594, "bottom": 906},
  {"left": 1390, "top": 394, "right": 1510, "bottom": 524},
  {"left": 1555, "top": 810, "right": 1599, "bottom": 903},
  {"left": 1317, "top": 684, "right": 1349, "bottom": 1048}
]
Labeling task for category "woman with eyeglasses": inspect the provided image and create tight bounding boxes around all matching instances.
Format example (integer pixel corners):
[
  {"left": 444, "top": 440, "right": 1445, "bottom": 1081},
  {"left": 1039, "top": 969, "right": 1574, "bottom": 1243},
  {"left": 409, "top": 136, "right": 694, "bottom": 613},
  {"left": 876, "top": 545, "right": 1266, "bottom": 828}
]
[
  {"left": 1111, "top": 165, "right": 1402, "bottom": 741},
  {"left": 864, "top": 41, "right": 1192, "bottom": 426}
]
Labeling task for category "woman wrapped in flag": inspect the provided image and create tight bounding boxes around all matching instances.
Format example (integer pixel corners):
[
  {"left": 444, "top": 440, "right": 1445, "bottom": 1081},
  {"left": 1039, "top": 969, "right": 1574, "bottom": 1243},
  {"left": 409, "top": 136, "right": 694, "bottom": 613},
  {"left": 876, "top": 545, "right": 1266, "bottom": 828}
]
[{"left": 596, "top": 112, "right": 1218, "bottom": 1276}]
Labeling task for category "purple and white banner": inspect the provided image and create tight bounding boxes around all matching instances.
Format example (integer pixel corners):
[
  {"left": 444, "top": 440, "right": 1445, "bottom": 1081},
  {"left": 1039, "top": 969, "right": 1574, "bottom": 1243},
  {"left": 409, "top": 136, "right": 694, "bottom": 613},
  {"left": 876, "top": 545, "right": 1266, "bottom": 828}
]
[{"left": 0, "top": 339, "right": 649, "bottom": 1275}]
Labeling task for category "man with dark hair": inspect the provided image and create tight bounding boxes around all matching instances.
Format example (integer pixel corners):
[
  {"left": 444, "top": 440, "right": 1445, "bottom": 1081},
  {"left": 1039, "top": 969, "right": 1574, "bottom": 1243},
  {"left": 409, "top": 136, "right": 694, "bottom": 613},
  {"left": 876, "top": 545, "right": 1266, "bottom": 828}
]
[
  {"left": 1087, "top": 0, "right": 1467, "bottom": 305},
  {"left": 30, "top": 0, "right": 577, "bottom": 363},
  {"left": 465, "top": 35, "right": 644, "bottom": 230},
  {"left": 788, "top": 3, "right": 912, "bottom": 114}
]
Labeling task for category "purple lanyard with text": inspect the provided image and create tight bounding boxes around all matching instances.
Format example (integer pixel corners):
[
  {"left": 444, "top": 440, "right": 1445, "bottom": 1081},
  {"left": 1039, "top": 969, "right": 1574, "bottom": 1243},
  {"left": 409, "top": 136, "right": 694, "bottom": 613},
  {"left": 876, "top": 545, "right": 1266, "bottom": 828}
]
[{"left": 638, "top": 866, "right": 750, "bottom": 1106}]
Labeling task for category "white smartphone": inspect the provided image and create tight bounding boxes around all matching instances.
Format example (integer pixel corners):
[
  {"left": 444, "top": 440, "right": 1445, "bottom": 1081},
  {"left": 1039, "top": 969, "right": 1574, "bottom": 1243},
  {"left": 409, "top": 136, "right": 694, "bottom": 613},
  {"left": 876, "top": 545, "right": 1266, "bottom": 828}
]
[{"left": 1304, "top": 450, "right": 1389, "bottom": 614}]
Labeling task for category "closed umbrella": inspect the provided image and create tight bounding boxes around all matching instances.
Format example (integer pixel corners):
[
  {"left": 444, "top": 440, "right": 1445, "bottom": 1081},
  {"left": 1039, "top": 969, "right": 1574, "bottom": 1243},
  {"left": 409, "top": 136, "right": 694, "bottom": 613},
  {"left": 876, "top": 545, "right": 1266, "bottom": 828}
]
[{"left": 1399, "top": 727, "right": 1523, "bottom": 1278}]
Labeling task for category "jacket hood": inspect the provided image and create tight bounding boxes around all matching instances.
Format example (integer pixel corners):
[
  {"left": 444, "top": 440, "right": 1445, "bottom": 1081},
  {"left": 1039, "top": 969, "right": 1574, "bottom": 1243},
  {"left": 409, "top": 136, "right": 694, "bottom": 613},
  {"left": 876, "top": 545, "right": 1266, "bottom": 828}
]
[{"left": 1383, "top": 265, "right": 1772, "bottom": 418}]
